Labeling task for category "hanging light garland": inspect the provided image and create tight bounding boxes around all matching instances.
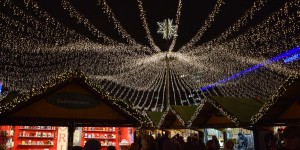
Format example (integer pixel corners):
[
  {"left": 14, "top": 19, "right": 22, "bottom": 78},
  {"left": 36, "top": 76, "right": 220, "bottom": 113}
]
[
  {"left": 61, "top": 0, "right": 117, "bottom": 44},
  {"left": 179, "top": 0, "right": 224, "bottom": 52},
  {"left": 97, "top": 0, "right": 137, "bottom": 45},
  {"left": 250, "top": 75, "right": 298, "bottom": 124},
  {"left": 0, "top": 0, "right": 299, "bottom": 115},
  {"left": 136, "top": 0, "right": 161, "bottom": 52},
  {"left": 168, "top": 0, "right": 182, "bottom": 51}
]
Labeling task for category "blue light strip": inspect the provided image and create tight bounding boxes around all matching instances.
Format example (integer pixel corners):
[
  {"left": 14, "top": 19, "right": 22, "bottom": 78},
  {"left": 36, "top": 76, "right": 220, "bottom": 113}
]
[
  {"left": 200, "top": 46, "right": 300, "bottom": 91},
  {"left": 283, "top": 53, "right": 300, "bottom": 63},
  {"left": 0, "top": 82, "right": 2, "bottom": 94}
]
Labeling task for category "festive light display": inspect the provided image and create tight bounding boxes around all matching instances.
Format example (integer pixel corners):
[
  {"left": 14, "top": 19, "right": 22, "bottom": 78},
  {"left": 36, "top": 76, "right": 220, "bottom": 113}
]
[
  {"left": 61, "top": 0, "right": 117, "bottom": 44},
  {"left": 136, "top": 0, "right": 160, "bottom": 52},
  {"left": 97, "top": 0, "right": 137, "bottom": 45},
  {"left": 179, "top": 0, "right": 224, "bottom": 51},
  {"left": 168, "top": 0, "right": 182, "bottom": 51},
  {"left": 0, "top": 0, "right": 299, "bottom": 125},
  {"left": 156, "top": 107, "right": 186, "bottom": 128},
  {"left": 206, "top": 97, "right": 240, "bottom": 126},
  {"left": 187, "top": 100, "right": 206, "bottom": 128},
  {"left": 250, "top": 76, "right": 298, "bottom": 124},
  {"left": 0, "top": 71, "right": 152, "bottom": 126},
  {"left": 201, "top": 46, "right": 300, "bottom": 91},
  {"left": 284, "top": 53, "right": 300, "bottom": 63},
  {"left": 157, "top": 19, "right": 178, "bottom": 40}
]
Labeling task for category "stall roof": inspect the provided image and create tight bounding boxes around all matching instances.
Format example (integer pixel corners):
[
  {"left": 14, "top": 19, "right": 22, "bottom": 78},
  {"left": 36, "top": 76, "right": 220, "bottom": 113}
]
[
  {"left": 252, "top": 76, "right": 300, "bottom": 125},
  {"left": 188, "top": 101, "right": 235, "bottom": 128},
  {"left": 157, "top": 106, "right": 188, "bottom": 129},
  {"left": 188, "top": 96, "right": 266, "bottom": 128},
  {"left": 172, "top": 105, "right": 197, "bottom": 124},
  {"left": 146, "top": 111, "right": 164, "bottom": 127},
  {"left": 0, "top": 72, "right": 151, "bottom": 127},
  {"left": 211, "top": 96, "right": 267, "bottom": 124}
]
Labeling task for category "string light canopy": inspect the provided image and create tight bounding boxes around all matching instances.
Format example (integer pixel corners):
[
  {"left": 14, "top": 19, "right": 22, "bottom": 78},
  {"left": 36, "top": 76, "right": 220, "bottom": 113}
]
[{"left": 0, "top": 0, "right": 299, "bottom": 115}]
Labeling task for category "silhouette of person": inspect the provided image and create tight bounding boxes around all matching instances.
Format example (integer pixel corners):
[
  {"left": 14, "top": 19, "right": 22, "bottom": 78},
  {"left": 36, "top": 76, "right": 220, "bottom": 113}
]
[
  {"left": 84, "top": 139, "right": 101, "bottom": 150},
  {"left": 224, "top": 140, "right": 234, "bottom": 150}
]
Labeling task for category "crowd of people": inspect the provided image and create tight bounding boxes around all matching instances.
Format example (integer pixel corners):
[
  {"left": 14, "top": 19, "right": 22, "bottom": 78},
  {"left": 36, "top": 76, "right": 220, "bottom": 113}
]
[
  {"left": 72, "top": 131, "right": 233, "bottom": 150},
  {"left": 129, "top": 131, "right": 236, "bottom": 150},
  {"left": 71, "top": 125, "right": 300, "bottom": 150},
  {"left": 263, "top": 125, "right": 300, "bottom": 150}
]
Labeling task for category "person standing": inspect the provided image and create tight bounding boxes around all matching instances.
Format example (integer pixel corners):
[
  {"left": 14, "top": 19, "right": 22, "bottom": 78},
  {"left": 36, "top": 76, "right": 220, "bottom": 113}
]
[
  {"left": 162, "top": 131, "right": 178, "bottom": 150},
  {"left": 211, "top": 135, "right": 220, "bottom": 150},
  {"left": 238, "top": 133, "right": 248, "bottom": 149},
  {"left": 183, "top": 136, "right": 196, "bottom": 150},
  {"left": 224, "top": 140, "right": 234, "bottom": 150}
]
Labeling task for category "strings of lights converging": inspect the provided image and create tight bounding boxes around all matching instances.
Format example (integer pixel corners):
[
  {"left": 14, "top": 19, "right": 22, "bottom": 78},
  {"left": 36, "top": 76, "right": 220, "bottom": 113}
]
[{"left": 0, "top": 0, "right": 299, "bottom": 120}]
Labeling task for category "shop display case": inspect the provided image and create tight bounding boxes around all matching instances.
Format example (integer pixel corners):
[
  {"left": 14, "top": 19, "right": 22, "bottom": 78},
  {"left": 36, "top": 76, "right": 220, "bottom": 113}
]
[
  {"left": 0, "top": 125, "right": 133, "bottom": 150},
  {"left": 16, "top": 126, "right": 57, "bottom": 149},
  {"left": 0, "top": 126, "right": 14, "bottom": 149},
  {"left": 81, "top": 127, "right": 117, "bottom": 148},
  {"left": 80, "top": 127, "right": 133, "bottom": 150}
]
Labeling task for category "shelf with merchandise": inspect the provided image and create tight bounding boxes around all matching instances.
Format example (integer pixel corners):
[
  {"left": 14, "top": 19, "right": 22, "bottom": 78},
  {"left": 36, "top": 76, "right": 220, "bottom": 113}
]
[
  {"left": 83, "top": 130, "right": 115, "bottom": 132},
  {"left": 19, "top": 126, "right": 56, "bottom": 131},
  {"left": 83, "top": 137, "right": 116, "bottom": 140},
  {"left": 16, "top": 126, "right": 57, "bottom": 150},
  {"left": 18, "top": 131, "right": 55, "bottom": 138},
  {"left": 18, "top": 139, "right": 54, "bottom": 146},
  {"left": 102, "top": 144, "right": 117, "bottom": 147},
  {"left": 18, "top": 144, "right": 54, "bottom": 146},
  {"left": 82, "top": 127, "right": 116, "bottom": 132},
  {"left": 18, "top": 136, "right": 55, "bottom": 139},
  {"left": 0, "top": 129, "right": 14, "bottom": 137},
  {"left": 81, "top": 127, "right": 119, "bottom": 150}
]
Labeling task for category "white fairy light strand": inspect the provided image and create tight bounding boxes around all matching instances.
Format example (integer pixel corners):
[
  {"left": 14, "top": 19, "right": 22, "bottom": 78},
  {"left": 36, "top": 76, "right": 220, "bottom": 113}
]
[
  {"left": 250, "top": 76, "right": 297, "bottom": 124},
  {"left": 179, "top": 0, "right": 224, "bottom": 52},
  {"left": 0, "top": 0, "right": 299, "bottom": 115},
  {"left": 213, "top": 0, "right": 270, "bottom": 43},
  {"left": 97, "top": 0, "right": 137, "bottom": 45},
  {"left": 61, "top": 0, "right": 117, "bottom": 44},
  {"left": 168, "top": 0, "right": 182, "bottom": 51},
  {"left": 136, "top": 0, "right": 161, "bottom": 52}
]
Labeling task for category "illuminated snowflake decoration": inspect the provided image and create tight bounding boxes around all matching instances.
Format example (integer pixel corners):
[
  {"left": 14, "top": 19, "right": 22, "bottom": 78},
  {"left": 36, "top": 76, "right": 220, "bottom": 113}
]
[{"left": 157, "top": 19, "right": 178, "bottom": 40}]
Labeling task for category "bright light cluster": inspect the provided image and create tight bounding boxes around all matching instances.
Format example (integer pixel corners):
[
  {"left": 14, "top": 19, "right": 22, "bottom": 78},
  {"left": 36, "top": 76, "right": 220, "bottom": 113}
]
[
  {"left": 168, "top": 0, "right": 182, "bottom": 51},
  {"left": 136, "top": 0, "right": 160, "bottom": 52},
  {"left": 61, "top": 0, "right": 116, "bottom": 44},
  {"left": 97, "top": 0, "right": 137, "bottom": 45},
  {"left": 157, "top": 19, "right": 178, "bottom": 40},
  {"left": 0, "top": 0, "right": 299, "bottom": 124}
]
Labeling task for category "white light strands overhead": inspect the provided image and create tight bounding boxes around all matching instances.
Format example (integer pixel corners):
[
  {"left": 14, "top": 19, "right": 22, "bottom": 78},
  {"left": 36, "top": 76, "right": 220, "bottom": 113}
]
[
  {"left": 61, "top": 0, "right": 117, "bottom": 44},
  {"left": 168, "top": 0, "right": 182, "bottom": 51},
  {"left": 136, "top": 0, "right": 161, "bottom": 52},
  {"left": 180, "top": 0, "right": 224, "bottom": 52},
  {"left": 97, "top": 0, "right": 137, "bottom": 45},
  {"left": 0, "top": 0, "right": 299, "bottom": 115}
]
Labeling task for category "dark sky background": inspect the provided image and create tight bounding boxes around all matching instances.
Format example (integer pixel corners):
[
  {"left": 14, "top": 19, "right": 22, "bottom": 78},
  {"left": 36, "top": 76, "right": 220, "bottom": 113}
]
[{"left": 14, "top": 0, "right": 289, "bottom": 51}]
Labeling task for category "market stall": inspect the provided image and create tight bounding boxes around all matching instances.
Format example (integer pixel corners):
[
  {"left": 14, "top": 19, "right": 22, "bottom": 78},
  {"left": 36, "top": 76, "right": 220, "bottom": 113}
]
[
  {"left": 251, "top": 76, "right": 300, "bottom": 150},
  {"left": 0, "top": 74, "right": 150, "bottom": 149}
]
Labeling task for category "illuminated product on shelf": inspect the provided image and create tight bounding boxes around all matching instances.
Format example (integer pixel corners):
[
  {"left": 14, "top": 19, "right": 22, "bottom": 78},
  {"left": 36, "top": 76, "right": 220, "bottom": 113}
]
[
  {"left": 18, "top": 126, "right": 56, "bottom": 147},
  {"left": 82, "top": 127, "right": 117, "bottom": 147},
  {"left": 0, "top": 126, "right": 15, "bottom": 149}
]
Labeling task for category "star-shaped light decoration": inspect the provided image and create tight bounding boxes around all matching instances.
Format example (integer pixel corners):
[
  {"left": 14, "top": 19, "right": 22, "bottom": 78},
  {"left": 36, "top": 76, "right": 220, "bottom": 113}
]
[{"left": 157, "top": 19, "right": 178, "bottom": 40}]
